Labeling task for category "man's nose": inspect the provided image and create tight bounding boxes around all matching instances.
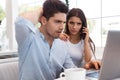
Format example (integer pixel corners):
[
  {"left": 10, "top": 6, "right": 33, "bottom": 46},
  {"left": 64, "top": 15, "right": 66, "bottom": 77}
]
[{"left": 59, "top": 23, "right": 65, "bottom": 30}]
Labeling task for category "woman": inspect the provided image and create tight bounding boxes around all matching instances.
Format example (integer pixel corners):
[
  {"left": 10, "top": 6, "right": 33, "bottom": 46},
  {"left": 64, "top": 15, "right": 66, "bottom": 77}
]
[{"left": 60, "top": 8, "right": 100, "bottom": 70}]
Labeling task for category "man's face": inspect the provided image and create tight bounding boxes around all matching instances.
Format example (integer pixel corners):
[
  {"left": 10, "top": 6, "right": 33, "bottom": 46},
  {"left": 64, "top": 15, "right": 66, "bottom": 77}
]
[{"left": 45, "top": 13, "right": 66, "bottom": 38}]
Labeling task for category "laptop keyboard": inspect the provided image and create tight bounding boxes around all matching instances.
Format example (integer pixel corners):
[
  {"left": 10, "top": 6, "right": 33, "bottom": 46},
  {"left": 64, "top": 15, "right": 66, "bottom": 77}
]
[
  {"left": 86, "top": 69, "right": 99, "bottom": 74},
  {"left": 86, "top": 69, "right": 100, "bottom": 79}
]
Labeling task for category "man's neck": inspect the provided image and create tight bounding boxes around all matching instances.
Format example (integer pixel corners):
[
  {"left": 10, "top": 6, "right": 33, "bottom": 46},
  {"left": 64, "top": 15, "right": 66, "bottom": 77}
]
[{"left": 39, "top": 27, "right": 54, "bottom": 48}]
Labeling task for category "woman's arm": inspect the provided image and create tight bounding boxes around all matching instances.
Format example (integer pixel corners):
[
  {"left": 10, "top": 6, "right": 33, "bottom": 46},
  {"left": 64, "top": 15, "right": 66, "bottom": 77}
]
[
  {"left": 83, "top": 27, "right": 92, "bottom": 62},
  {"left": 83, "top": 28, "right": 101, "bottom": 70}
]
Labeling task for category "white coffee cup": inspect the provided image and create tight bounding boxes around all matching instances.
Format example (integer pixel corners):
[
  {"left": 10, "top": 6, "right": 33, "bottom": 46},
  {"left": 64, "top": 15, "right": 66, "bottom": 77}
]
[{"left": 60, "top": 68, "right": 86, "bottom": 80}]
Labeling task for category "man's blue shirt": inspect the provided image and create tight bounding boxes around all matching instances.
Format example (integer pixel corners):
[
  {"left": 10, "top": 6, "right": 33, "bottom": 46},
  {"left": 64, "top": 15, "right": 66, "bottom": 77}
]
[{"left": 15, "top": 17, "right": 75, "bottom": 80}]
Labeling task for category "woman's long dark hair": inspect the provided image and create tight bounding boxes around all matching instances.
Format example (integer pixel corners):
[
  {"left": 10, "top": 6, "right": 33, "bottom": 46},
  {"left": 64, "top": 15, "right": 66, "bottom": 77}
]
[{"left": 64, "top": 8, "right": 96, "bottom": 58}]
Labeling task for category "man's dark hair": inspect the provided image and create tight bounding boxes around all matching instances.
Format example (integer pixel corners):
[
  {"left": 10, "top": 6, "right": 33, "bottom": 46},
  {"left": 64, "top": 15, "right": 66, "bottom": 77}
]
[{"left": 43, "top": 0, "right": 68, "bottom": 20}]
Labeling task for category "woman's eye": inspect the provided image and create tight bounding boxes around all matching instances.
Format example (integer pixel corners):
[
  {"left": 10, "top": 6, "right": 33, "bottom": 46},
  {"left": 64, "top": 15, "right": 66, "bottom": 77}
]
[
  {"left": 69, "top": 22, "right": 74, "bottom": 25},
  {"left": 77, "top": 23, "right": 82, "bottom": 26}
]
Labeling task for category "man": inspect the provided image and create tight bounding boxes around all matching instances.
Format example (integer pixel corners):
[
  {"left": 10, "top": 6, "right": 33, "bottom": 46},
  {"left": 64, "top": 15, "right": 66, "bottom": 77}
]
[{"left": 15, "top": 0, "right": 75, "bottom": 80}]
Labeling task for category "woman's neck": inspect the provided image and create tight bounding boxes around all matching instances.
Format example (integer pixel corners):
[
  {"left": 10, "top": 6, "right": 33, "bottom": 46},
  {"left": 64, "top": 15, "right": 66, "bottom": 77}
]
[{"left": 69, "top": 34, "right": 81, "bottom": 44}]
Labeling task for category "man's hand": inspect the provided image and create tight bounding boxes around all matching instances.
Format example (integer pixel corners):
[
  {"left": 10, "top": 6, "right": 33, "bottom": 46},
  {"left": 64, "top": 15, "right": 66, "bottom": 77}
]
[
  {"left": 84, "top": 60, "right": 101, "bottom": 70},
  {"left": 20, "top": 7, "right": 43, "bottom": 24}
]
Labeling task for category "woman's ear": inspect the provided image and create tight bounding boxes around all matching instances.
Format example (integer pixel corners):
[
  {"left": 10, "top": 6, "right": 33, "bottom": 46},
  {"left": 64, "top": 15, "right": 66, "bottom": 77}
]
[{"left": 40, "top": 16, "right": 47, "bottom": 25}]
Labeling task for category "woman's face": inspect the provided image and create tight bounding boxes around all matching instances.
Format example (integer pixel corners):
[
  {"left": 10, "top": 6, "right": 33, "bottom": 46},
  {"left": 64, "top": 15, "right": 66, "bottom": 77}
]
[{"left": 68, "top": 16, "right": 82, "bottom": 36}]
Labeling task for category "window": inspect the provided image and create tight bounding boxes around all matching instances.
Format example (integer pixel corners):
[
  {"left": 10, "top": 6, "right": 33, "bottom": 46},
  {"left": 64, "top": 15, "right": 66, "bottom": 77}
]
[
  {"left": 0, "top": 0, "right": 7, "bottom": 51},
  {"left": 18, "top": 0, "right": 44, "bottom": 14},
  {"left": 0, "top": 0, "right": 44, "bottom": 53}
]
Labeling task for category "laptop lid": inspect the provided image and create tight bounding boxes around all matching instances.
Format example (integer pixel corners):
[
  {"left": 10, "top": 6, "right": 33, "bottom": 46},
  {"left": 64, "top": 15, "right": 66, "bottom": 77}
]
[{"left": 99, "top": 30, "right": 120, "bottom": 80}]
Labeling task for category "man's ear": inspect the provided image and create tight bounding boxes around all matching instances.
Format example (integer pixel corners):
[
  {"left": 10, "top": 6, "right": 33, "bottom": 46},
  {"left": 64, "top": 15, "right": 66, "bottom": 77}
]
[{"left": 40, "top": 16, "right": 47, "bottom": 25}]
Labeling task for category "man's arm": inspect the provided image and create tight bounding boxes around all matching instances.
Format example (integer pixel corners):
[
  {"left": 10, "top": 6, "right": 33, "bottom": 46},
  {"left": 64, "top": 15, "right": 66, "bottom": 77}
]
[
  {"left": 63, "top": 53, "right": 77, "bottom": 68},
  {"left": 15, "top": 8, "right": 42, "bottom": 47}
]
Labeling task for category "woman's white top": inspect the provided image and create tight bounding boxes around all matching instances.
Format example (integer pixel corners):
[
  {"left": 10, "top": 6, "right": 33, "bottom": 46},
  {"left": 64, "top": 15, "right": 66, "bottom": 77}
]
[{"left": 66, "top": 40, "right": 85, "bottom": 67}]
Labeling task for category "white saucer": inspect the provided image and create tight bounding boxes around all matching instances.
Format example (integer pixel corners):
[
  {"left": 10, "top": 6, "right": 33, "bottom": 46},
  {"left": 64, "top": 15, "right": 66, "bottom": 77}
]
[{"left": 54, "top": 77, "right": 66, "bottom": 80}]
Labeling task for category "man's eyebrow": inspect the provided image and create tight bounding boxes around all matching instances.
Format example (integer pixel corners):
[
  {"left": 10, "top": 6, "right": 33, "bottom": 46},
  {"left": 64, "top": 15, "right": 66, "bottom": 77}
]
[{"left": 54, "top": 19, "right": 66, "bottom": 23}]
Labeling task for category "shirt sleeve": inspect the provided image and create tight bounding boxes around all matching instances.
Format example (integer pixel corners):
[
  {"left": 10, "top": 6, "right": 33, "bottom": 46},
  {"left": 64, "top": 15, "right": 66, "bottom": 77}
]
[
  {"left": 15, "top": 17, "right": 36, "bottom": 47},
  {"left": 63, "top": 53, "right": 77, "bottom": 68},
  {"left": 62, "top": 41, "right": 77, "bottom": 68}
]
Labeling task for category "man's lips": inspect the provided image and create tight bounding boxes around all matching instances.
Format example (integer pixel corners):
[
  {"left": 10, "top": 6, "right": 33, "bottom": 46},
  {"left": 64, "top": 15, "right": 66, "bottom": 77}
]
[{"left": 56, "top": 31, "right": 62, "bottom": 34}]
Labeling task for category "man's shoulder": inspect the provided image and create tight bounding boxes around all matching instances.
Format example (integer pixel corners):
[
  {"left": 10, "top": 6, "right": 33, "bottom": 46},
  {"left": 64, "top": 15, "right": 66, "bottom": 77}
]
[
  {"left": 53, "top": 39, "right": 68, "bottom": 55},
  {"left": 53, "top": 39, "right": 68, "bottom": 51},
  {"left": 54, "top": 39, "right": 66, "bottom": 45}
]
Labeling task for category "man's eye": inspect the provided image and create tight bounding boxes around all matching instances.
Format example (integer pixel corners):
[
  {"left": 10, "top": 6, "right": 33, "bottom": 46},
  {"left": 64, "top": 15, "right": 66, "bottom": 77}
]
[{"left": 55, "top": 20, "right": 61, "bottom": 23}]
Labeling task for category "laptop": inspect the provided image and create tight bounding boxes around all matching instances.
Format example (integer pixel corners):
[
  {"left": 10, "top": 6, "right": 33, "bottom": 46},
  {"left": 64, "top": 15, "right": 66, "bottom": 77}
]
[{"left": 87, "top": 30, "right": 120, "bottom": 80}]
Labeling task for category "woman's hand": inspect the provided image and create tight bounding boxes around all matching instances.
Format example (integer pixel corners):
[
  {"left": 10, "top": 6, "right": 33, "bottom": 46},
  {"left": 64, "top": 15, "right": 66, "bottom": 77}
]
[
  {"left": 82, "top": 27, "right": 89, "bottom": 42},
  {"left": 84, "top": 60, "right": 101, "bottom": 70},
  {"left": 59, "top": 33, "right": 69, "bottom": 41}
]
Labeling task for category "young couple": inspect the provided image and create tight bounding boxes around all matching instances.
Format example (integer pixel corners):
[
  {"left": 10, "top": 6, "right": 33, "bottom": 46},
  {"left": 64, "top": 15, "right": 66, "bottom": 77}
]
[{"left": 15, "top": 0, "right": 100, "bottom": 80}]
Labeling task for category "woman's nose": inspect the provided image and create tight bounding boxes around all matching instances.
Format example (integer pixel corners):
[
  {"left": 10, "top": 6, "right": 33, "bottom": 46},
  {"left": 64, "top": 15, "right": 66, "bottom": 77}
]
[{"left": 72, "top": 24, "right": 78, "bottom": 28}]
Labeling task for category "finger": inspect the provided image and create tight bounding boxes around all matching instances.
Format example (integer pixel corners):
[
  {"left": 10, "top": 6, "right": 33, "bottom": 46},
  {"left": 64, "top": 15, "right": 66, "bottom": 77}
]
[
  {"left": 93, "top": 62, "right": 100, "bottom": 70},
  {"left": 63, "top": 33, "right": 69, "bottom": 39},
  {"left": 59, "top": 33, "right": 69, "bottom": 41},
  {"left": 63, "top": 37, "right": 68, "bottom": 41},
  {"left": 84, "top": 63, "right": 89, "bottom": 69},
  {"left": 97, "top": 61, "right": 101, "bottom": 69},
  {"left": 84, "top": 62, "right": 92, "bottom": 70}
]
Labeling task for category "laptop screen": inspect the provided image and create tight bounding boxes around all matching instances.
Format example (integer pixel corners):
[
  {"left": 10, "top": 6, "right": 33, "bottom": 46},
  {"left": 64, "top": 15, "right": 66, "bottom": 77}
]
[{"left": 99, "top": 30, "right": 120, "bottom": 80}]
